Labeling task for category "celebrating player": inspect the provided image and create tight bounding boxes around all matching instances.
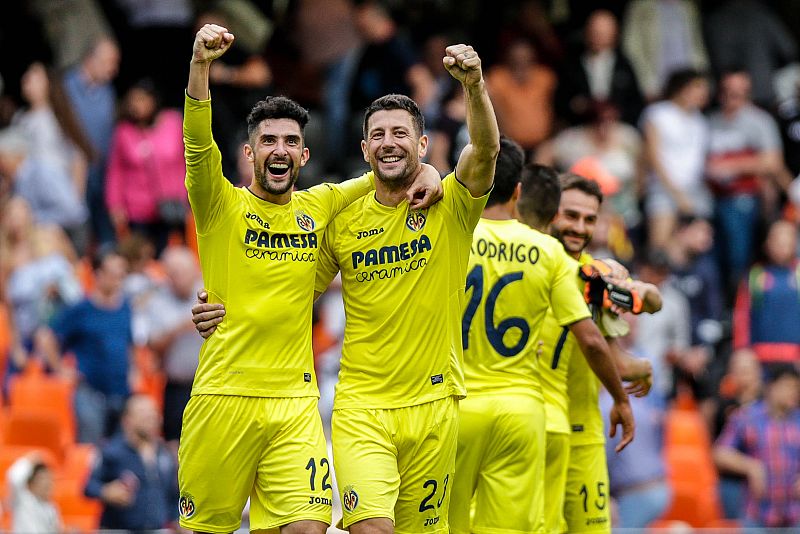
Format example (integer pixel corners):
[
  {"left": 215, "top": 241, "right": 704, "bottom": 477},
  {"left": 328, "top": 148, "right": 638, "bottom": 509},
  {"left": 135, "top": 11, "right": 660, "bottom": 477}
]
[
  {"left": 178, "top": 24, "right": 441, "bottom": 534},
  {"left": 527, "top": 173, "right": 654, "bottom": 534},
  {"left": 451, "top": 152, "right": 635, "bottom": 534}
]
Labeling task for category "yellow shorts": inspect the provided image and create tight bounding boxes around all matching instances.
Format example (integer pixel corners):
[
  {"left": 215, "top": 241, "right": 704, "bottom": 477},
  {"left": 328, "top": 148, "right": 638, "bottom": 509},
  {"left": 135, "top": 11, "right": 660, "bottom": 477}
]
[
  {"left": 331, "top": 397, "right": 458, "bottom": 534},
  {"left": 451, "top": 394, "right": 546, "bottom": 534},
  {"left": 178, "top": 395, "right": 332, "bottom": 532},
  {"left": 563, "top": 443, "right": 611, "bottom": 533},
  {"left": 543, "top": 432, "right": 570, "bottom": 534}
]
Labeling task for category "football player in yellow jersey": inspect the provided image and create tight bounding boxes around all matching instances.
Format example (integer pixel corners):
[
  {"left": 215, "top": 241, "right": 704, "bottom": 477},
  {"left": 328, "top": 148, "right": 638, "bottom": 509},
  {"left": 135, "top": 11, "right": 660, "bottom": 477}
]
[
  {"left": 522, "top": 173, "right": 655, "bottom": 534},
  {"left": 451, "top": 142, "right": 635, "bottom": 534},
  {"left": 179, "top": 24, "right": 441, "bottom": 534},
  {"left": 310, "top": 44, "right": 498, "bottom": 534},
  {"left": 192, "top": 41, "right": 498, "bottom": 534}
]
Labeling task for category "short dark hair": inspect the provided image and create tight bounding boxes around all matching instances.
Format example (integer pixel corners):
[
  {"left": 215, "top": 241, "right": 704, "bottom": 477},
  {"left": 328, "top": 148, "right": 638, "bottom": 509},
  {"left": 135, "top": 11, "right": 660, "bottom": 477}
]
[
  {"left": 765, "top": 364, "right": 800, "bottom": 385},
  {"left": 559, "top": 172, "right": 604, "bottom": 205},
  {"left": 518, "top": 163, "right": 560, "bottom": 229},
  {"left": 247, "top": 96, "right": 310, "bottom": 141},
  {"left": 663, "top": 68, "right": 707, "bottom": 100},
  {"left": 91, "top": 244, "right": 122, "bottom": 272},
  {"left": 363, "top": 94, "right": 425, "bottom": 138},
  {"left": 485, "top": 136, "right": 524, "bottom": 207}
]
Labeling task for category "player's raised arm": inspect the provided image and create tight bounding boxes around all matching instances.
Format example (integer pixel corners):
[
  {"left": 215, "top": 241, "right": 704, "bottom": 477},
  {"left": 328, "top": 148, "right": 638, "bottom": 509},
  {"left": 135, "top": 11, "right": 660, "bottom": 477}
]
[
  {"left": 444, "top": 44, "right": 500, "bottom": 197},
  {"left": 188, "top": 24, "right": 234, "bottom": 101}
]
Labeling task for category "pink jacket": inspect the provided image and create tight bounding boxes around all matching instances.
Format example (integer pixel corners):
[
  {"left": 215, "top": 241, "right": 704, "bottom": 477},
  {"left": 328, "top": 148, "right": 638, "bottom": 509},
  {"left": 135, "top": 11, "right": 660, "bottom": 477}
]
[{"left": 105, "top": 109, "right": 186, "bottom": 223}]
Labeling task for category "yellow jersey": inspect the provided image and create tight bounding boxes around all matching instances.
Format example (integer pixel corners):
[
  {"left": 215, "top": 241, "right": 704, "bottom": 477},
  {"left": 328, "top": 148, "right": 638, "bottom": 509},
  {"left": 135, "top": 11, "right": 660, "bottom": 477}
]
[
  {"left": 184, "top": 94, "right": 373, "bottom": 398},
  {"left": 315, "top": 174, "right": 488, "bottom": 409},
  {"left": 462, "top": 219, "right": 590, "bottom": 399}
]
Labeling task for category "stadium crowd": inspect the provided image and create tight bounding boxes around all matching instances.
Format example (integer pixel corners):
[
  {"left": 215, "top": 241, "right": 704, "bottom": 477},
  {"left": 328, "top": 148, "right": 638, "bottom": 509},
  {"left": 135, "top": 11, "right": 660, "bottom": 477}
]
[{"left": 0, "top": 0, "right": 799, "bottom": 532}]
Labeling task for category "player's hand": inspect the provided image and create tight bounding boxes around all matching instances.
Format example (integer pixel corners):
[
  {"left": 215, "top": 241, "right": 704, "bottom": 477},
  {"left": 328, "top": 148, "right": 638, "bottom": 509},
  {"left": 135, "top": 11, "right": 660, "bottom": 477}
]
[
  {"left": 625, "top": 375, "right": 652, "bottom": 397},
  {"left": 443, "top": 44, "right": 483, "bottom": 88},
  {"left": 608, "top": 399, "right": 635, "bottom": 453},
  {"left": 192, "top": 289, "right": 225, "bottom": 339},
  {"left": 407, "top": 163, "right": 443, "bottom": 209},
  {"left": 192, "top": 24, "right": 235, "bottom": 63}
]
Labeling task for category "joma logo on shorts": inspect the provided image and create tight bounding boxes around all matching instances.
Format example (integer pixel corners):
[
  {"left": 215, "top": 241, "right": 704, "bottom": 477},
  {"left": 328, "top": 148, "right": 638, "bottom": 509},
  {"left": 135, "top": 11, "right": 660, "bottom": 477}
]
[
  {"left": 424, "top": 517, "right": 440, "bottom": 526},
  {"left": 308, "top": 496, "right": 332, "bottom": 506}
]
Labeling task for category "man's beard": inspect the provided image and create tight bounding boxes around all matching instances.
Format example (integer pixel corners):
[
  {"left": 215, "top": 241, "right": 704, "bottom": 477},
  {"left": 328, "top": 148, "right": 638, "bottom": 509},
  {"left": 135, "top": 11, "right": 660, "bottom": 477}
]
[
  {"left": 372, "top": 151, "right": 417, "bottom": 192},
  {"left": 551, "top": 226, "right": 591, "bottom": 254},
  {"left": 254, "top": 161, "right": 299, "bottom": 195}
]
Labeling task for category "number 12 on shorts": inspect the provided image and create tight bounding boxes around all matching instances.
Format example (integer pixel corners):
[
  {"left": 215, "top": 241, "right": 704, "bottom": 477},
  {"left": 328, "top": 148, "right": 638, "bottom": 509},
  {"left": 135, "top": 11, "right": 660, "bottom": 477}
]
[{"left": 305, "top": 457, "right": 332, "bottom": 492}]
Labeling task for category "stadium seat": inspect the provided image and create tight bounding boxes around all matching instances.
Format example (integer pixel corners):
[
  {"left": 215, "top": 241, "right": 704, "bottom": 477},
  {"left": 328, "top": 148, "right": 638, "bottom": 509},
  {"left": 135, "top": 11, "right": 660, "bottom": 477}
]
[
  {"left": 8, "top": 374, "right": 76, "bottom": 442},
  {"left": 54, "top": 483, "right": 102, "bottom": 533},
  {"left": 664, "top": 405, "right": 712, "bottom": 449},
  {"left": 1, "top": 408, "right": 69, "bottom": 464}
]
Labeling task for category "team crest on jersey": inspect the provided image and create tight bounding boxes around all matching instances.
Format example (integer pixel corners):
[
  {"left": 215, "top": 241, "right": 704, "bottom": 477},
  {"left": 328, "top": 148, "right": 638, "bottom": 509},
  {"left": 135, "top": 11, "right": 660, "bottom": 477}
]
[
  {"left": 406, "top": 210, "right": 426, "bottom": 232},
  {"left": 178, "top": 493, "right": 196, "bottom": 519},
  {"left": 295, "top": 211, "right": 316, "bottom": 232},
  {"left": 342, "top": 486, "right": 359, "bottom": 512}
]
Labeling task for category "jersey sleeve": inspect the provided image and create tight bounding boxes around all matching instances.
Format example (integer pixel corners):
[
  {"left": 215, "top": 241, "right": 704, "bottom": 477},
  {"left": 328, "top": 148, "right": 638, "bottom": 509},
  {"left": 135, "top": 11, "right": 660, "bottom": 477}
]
[
  {"left": 550, "top": 250, "right": 592, "bottom": 327},
  {"left": 302, "top": 172, "right": 375, "bottom": 220},
  {"left": 183, "top": 94, "right": 238, "bottom": 235},
  {"left": 441, "top": 172, "right": 491, "bottom": 234},
  {"left": 314, "top": 224, "right": 341, "bottom": 293}
]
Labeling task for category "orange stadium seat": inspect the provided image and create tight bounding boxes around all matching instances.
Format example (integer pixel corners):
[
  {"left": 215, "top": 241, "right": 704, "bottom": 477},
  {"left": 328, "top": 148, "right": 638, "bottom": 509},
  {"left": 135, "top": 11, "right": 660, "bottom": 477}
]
[
  {"left": 8, "top": 373, "right": 76, "bottom": 442},
  {"left": 1, "top": 408, "right": 69, "bottom": 464},
  {"left": 54, "top": 483, "right": 102, "bottom": 533}
]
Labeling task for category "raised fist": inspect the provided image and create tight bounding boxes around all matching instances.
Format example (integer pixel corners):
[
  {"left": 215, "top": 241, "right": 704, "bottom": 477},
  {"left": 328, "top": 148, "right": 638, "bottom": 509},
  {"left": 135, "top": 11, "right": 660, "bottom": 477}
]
[
  {"left": 192, "top": 24, "right": 235, "bottom": 63},
  {"left": 443, "top": 44, "right": 483, "bottom": 87}
]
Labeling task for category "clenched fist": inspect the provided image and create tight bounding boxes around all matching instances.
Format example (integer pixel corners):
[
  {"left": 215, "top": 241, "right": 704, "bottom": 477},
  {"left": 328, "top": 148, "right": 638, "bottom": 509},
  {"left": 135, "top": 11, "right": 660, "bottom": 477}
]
[
  {"left": 443, "top": 44, "right": 483, "bottom": 88},
  {"left": 192, "top": 24, "right": 235, "bottom": 63}
]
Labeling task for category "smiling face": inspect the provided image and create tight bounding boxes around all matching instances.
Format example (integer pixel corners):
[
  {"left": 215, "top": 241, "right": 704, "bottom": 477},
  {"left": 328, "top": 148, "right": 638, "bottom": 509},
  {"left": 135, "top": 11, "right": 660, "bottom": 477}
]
[
  {"left": 551, "top": 188, "right": 600, "bottom": 257},
  {"left": 245, "top": 118, "right": 309, "bottom": 201},
  {"left": 362, "top": 108, "right": 427, "bottom": 190}
]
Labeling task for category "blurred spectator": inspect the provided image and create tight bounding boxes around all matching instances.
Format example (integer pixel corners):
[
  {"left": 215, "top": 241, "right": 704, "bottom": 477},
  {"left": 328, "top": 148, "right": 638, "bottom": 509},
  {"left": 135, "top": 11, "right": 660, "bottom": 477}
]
[
  {"left": 665, "top": 215, "right": 724, "bottom": 349},
  {"left": 37, "top": 249, "right": 132, "bottom": 444},
  {"left": 29, "top": 0, "right": 111, "bottom": 70},
  {"left": 536, "top": 101, "right": 643, "bottom": 230},
  {"left": 486, "top": 38, "right": 556, "bottom": 153},
  {"left": 705, "top": 0, "right": 797, "bottom": 107},
  {"left": 62, "top": 35, "right": 121, "bottom": 249},
  {"left": 193, "top": 7, "right": 272, "bottom": 179},
  {"left": 14, "top": 62, "right": 93, "bottom": 253},
  {"left": 713, "top": 365, "right": 800, "bottom": 529},
  {"left": 428, "top": 84, "right": 467, "bottom": 174},
  {"left": 111, "top": 0, "right": 194, "bottom": 109},
  {"left": 0, "top": 128, "right": 88, "bottom": 234},
  {"left": 139, "top": 245, "right": 202, "bottom": 451},
  {"left": 555, "top": 9, "right": 643, "bottom": 127},
  {"left": 734, "top": 219, "right": 800, "bottom": 368},
  {"left": 15, "top": 62, "right": 93, "bottom": 201},
  {"left": 714, "top": 348, "right": 763, "bottom": 520},
  {"left": 632, "top": 250, "right": 692, "bottom": 401},
  {"left": 600, "top": 389, "right": 671, "bottom": 528},
  {"left": 3, "top": 198, "right": 81, "bottom": 372},
  {"left": 621, "top": 0, "right": 709, "bottom": 100},
  {"left": 85, "top": 394, "right": 178, "bottom": 531},
  {"left": 105, "top": 79, "right": 187, "bottom": 253},
  {"left": 641, "top": 69, "right": 712, "bottom": 249},
  {"left": 706, "top": 69, "right": 792, "bottom": 295},
  {"left": 496, "top": 0, "right": 564, "bottom": 69},
  {"left": 6, "top": 453, "right": 61, "bottom": 534},
  {"left": 418, "top": 32, "right": 458, "bottom": 126},
  {"left": 348, "top": 1, "right": 435, "bottom": 118}
]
